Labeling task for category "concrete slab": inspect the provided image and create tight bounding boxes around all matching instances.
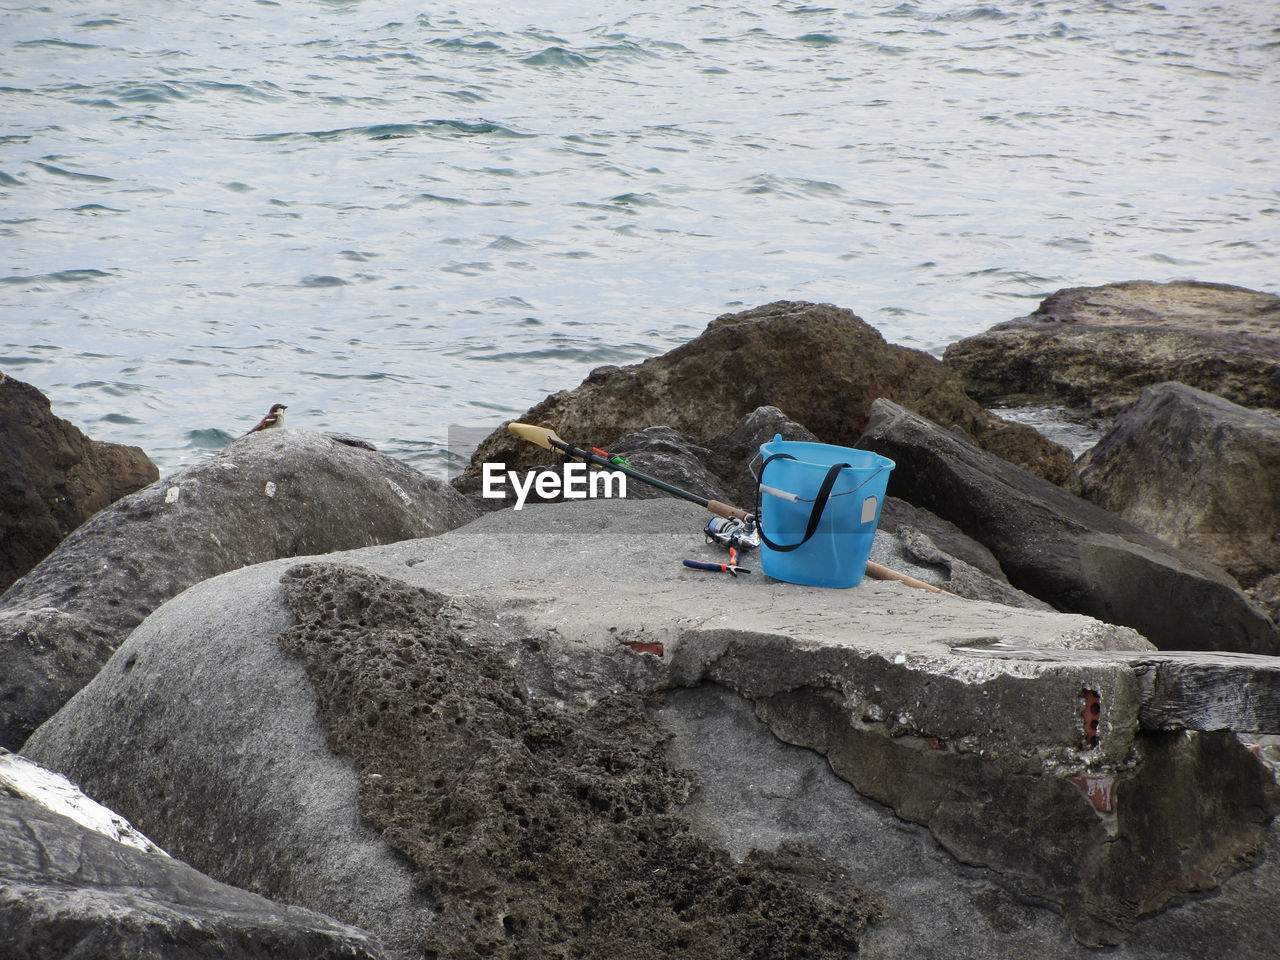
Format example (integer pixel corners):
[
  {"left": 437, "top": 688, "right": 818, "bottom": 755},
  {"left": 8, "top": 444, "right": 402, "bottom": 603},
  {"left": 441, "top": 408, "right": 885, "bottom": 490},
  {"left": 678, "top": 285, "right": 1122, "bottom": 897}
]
[
  {"left": 341, "top": 497, "right": 1154, "bottom": 772},
  {"left": 358, "top": 496, "right": 1149, "bottom": 654}
]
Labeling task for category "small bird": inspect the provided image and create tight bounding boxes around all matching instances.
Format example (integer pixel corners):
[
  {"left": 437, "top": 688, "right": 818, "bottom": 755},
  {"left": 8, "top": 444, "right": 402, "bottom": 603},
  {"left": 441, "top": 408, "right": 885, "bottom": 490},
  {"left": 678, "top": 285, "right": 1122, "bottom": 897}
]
[{"left": 243, "top": 403, "right": 287, "bottom": 436}]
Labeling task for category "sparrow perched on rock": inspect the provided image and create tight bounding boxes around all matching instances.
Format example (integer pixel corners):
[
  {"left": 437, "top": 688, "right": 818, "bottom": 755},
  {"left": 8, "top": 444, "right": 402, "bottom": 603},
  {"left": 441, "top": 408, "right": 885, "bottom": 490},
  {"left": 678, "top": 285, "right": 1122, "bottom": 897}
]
[{"left": 243, "top": 403, "right": 287, "bottom": 436}]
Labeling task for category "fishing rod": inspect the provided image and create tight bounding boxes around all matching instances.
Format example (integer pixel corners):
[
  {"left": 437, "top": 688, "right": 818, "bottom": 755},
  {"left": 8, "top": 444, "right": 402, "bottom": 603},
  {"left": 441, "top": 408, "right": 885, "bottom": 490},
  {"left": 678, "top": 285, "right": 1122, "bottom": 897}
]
[
  {"left": 507, "top": 422, "right": 751, "bottom": 521},
  {"left": 506, "top": 422, "right": 948, "bottom": 595}
]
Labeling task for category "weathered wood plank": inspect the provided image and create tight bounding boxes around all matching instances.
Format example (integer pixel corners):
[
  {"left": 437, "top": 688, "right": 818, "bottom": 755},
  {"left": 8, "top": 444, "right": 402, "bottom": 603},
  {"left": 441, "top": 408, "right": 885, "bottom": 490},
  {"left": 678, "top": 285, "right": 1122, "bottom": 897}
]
[
  {"left": 1134, "top": 659, "right": 1280, "bottom": 733},
  {"left": 951, "top": 643, "right": 1280, "bottom": 733}
]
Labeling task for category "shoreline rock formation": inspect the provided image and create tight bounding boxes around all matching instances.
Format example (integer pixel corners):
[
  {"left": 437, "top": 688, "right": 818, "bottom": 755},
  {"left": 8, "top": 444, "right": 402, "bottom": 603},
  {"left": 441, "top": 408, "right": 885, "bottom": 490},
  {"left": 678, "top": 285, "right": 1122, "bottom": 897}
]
[
  {"left": 942, "top": 279, "right": 1280, "bottom": 415},
  {"left": 19, "top": 500, "right": 1280, "bottom": 957},
  {"left": 0, "top": 429, "right": 477, "bottom": 750},
  {"left": 1076, "top": 382, "right": 1280, "bottom": 589},
  {"left": 466, "top": 300, "right": 1075, "bottom": 485},
  {"left": 0, "top": 373, "right": 158, "bottom": 594},
  {"left": 857, "top": 398, "right": 1277, "bottom": 654},
  {"left": 4, "top": 285, "right": 1278, "bottom": 957},
  {"left": 1, "top": 750, "right": 389, "bottom": 959}
]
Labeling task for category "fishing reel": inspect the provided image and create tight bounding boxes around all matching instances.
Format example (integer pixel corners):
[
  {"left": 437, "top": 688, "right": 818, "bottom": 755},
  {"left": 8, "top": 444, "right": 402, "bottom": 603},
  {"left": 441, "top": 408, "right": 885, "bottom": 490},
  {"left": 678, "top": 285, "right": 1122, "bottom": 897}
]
[{"left": 704, "top": 515, "right": 760, "bottom": 553}]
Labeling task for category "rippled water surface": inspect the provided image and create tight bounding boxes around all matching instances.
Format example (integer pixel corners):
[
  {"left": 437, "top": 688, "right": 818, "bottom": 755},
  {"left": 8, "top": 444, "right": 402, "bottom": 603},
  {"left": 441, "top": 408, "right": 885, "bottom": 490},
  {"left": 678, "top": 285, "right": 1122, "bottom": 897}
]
[{"left": 3, "top": 1, "right": 1277, "bottom": 474}]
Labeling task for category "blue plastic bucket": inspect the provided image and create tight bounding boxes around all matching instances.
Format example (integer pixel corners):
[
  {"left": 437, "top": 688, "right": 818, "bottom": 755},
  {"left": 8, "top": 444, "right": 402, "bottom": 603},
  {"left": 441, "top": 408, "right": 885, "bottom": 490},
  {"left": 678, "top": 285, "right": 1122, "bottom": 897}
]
[{"left": 756, "top": 435, "right": 895, "bottom": 588}]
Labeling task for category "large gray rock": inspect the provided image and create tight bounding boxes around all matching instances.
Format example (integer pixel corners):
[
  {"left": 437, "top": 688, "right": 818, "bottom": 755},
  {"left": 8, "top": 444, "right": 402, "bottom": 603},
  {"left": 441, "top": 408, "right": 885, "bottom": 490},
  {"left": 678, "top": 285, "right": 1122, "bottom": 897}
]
[
  {"left": 466, "top": 301, "right": 1074, "bottom": 484},
  {"left": 699, "top": 404, "right": 821, "bottom": 509},
  {"left": 871, "top": 522, "right": 1053, "bottom": 610},
  {"left": 878, "top": 497, "right": 1007, "bottom": 582},
  {"left": 943, "top": 280, "right": 1280, "bottom": 415},
  {"left": 0, "top": 373, "right": 158, "bottom": 593},
  {"left": 856, "top": 398, "right": 1279, "bottom": 654},
  {"left": 0, "top": 429, "right": 478, "bottom": 750},
  {"left": 20, "top": 565, "right": 433, "bottom": 957},
  {"left": 1077, "top": 382, "right": 1280, "bottom": 589},
  {"left": 22, "top": 551, "right": 880, "bottom": 958},
  {"left": 0, "top": 790, "right": 387, "bottom": 959},
  {"left": 661, "top": 684, "right": 1280, "bottom": 960},
  {"left": 23, "top": 499, "right": 1280, "bottom": 955}
]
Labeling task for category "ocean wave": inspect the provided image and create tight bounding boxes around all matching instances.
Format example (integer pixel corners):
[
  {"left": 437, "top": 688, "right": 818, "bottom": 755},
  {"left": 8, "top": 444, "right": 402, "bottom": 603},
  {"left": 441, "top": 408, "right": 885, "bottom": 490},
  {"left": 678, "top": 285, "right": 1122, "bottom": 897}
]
[
  {"left": 17, "top": 38, "right": 99, "bottom": 50},
  {"left": 2, "top": 269, "right": 113, "bottom": 285},
  {"left": 73, "top": 380, "right": 145, "bottom": 397},
  {"left": 464, "top": 343, "right": 657, "bottom": 364},
  {"left": 31, "top": 162, "right": 114, "bottom": 183},
  {"left": 585, "top": 39, "right": 662, "bottom": 60},
  {"left": 430, "top": 37, "right": 506, "bottom": 53},
  {"left": 794, "top": 33, "right": 841, "bottom": 45},
  {"left": 521, "top": 47, "right": 595, "bottom": 68},
  {"left": 486, "top": 235, "right": 533, "bottom": 251},
  {"left": 930, "top": 6, "right": 1014, "bottom": 22},
  {"left": 186, "top": 427, "right": 235, "bottom": 450},
  {"left": 250, "top": 120, "right": 535, "bottom": 143},
  {"left": 99, "top": 82, "right": 190, "bottom": 104},
  {"left": 740, "top": 174, "right": 845, "bottom": 199},
  {"left": 70, "top": 204, "right": 128, "bottom": 215}
]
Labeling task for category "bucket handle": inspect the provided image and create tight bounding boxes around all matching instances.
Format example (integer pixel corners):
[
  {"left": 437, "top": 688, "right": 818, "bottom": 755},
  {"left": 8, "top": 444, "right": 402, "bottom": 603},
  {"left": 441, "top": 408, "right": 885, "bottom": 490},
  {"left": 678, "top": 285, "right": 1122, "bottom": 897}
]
[{"left": 755, "top": 453, "right": 849, "bottom": 553}]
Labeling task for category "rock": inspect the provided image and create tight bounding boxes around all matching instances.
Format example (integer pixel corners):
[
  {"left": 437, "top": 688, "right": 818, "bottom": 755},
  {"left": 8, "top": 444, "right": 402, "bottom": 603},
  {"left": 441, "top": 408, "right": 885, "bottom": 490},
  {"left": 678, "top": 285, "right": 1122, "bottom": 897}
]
[
  {"left": 662, "top": 683, "right": 1280, "bottom": 960},
  {"left": 0, "top": 788, "right": 389, "bottom": 960},
  {"left": 23, "top": 549, "right": 881, "bottom": 958},
  {"left": 605, "top": 426, "right": 734, "bottom": 502},
  {"left": 699, "top": 405, "right": 820, "bottom": 510},
  {"left": 1, "top": 748, "right": 165, "bottom": 856},
  {"left": 22, "top": 499, "right": 1278, "bottom": 955},
  {"left": 1076, "top": 383, "right": 1280, "bottom": 588},
  {"left": 0, "top": 373, "right": 158, "bottom": 594},
  {"left": 1249, "top": 574, "right": 1280, "bottom": 625},
  {"left": 878, "top": 496, "right": 1007, "bottom": 582},
  {"left": 19, "top": 564, "right": 434, "bottom": 957},
  {"left": 451, "top": 426, "right": 731, "bottom": 514},
  {"left": 0, "top": 429, "right": 478, "bottom": 750},
  {"left": 856, "top": 398, "right": 1279, "bottom": 654},
  {"left": 466, "top": 301, "right": 1074, "bottom": 484},
  {"left": 943, "top": 280, "right": 1280, "bottom": 415},
  {"left": 870, "top": 523, "right": 1053, "bottom": 610}
]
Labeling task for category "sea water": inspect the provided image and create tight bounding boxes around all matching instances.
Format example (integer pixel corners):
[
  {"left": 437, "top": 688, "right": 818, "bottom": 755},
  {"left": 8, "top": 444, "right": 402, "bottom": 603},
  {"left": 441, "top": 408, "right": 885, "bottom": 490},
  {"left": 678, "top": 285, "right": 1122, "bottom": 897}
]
[{"left": 3, "top": 1, "right": 1276, "bottom": 475}]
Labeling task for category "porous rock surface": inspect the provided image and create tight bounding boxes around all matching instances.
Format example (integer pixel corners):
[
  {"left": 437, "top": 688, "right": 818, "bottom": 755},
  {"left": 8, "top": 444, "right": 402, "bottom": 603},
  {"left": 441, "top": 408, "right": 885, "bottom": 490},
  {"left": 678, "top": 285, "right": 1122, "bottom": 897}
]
[
  {"left": 0, "top": 429, "right": 477, "bottom": 750},
  {"left": 277, "top": 563, "right": 878, "bottom": 960},
  {"left": 0, "top": 373, "right": 157, "bottom": 593},
  {"left": 0, "top": 789, "right": 388, "bottom": 960},
  {"left": 1077, "top": 382, "right": 1280, "bottom": 588},
  {"left": 943, "top": 280, "right": 1280, "bottom": 414},
  {"left": 22, "top": 499, "right": 1280, "bottom": 956},
  {"left": 858, "top": 398, "right": 1279, "bottom": 655},
  {"left": 466, "top": 301, "right": 1073, "bottom": 483}
]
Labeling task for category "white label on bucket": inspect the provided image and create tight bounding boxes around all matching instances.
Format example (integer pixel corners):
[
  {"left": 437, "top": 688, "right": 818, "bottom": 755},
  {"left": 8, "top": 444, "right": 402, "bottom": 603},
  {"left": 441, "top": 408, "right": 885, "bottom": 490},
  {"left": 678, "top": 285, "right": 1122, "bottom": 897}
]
[{"left": 861, "top": 495, "right": 878, "bottom": 525}]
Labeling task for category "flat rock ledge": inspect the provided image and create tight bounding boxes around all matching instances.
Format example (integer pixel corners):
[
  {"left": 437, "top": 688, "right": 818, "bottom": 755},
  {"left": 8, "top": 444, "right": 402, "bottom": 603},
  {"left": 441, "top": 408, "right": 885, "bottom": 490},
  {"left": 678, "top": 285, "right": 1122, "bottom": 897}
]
[{"left": 23, "top": 499, "right": 1280, "bottom": 958}]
